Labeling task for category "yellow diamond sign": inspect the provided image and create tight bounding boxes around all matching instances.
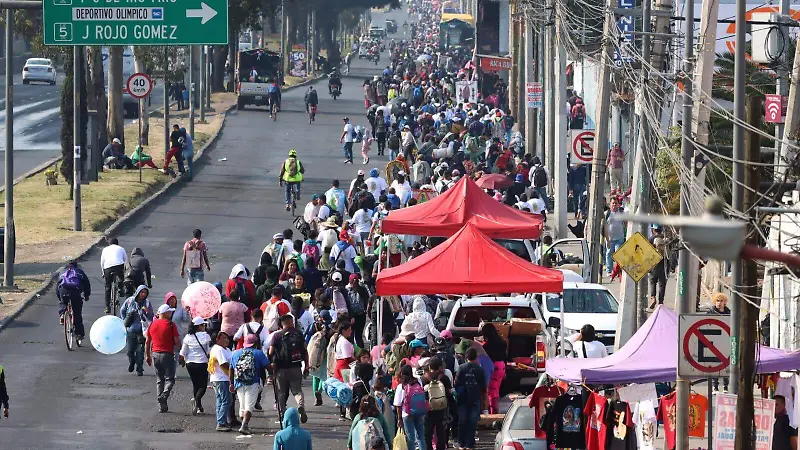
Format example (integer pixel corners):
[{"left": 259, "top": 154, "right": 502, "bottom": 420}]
[{"left": 612, "top": 232, "right": 663, "bottom": 282}]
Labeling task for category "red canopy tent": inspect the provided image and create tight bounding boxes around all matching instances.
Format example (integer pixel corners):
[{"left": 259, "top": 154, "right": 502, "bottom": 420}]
[
  {"left": 376, "top": 223, "right": 564, "bottom": 296},
  {"left": 380, "top": 176, "right": 543, "bottom": 239}
]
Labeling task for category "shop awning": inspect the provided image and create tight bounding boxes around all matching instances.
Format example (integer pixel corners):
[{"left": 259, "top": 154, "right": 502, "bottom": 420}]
[
  {"left": 375, "top": 223, "right": 563, "bottom": 296},
  {"left": 380, "top": 176, "right": 543, "bottom": 239},
  {"left": 545, "top": 306, "right": 800, "bottom": 384}
]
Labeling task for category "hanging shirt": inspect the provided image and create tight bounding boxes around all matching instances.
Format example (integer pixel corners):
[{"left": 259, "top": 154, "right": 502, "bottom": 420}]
[
  {"left": 528, "top": 385, "right": 565, "bottom": 439},
  {"left": 632, "top": 400, "right": 657, "bottom": 450},
  {"left": 583, "top": 392, "right": 609, "bottom": 450},
  {"left": 546, "top": 393, "right": 586, "bottom": 450},
  {"left": 606, "top": 400, "right": 636, "bottom": 450},
  {"left": 688, "top": 393, "right": 709, "bottom": 438},
  {"left": 776, "top": 375, "right": 799, "bottom": 427},
  {"left": 657, "top": 392, "right": 677, "bottom": 450}
]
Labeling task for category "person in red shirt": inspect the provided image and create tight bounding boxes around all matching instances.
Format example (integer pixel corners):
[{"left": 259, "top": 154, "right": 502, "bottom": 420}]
[
  {"left": 260, "top": 286, "right": 291, "bottom": 332},
  {"left": 145, "top": 304, "right": 181, "bottom": 413},
  {"left": 226, "top": 264, "right": 257, "bottom": 310}
]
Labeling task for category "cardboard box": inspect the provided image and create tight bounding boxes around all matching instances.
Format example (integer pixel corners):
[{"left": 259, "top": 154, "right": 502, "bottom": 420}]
[{"left": 510, "top": 318, "right": 544, "bottom": 336}]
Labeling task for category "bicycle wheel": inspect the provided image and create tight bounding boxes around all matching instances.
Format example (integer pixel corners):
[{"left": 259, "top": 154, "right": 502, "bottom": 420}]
[
  {"left": 64, "top": 305, "right": 74, "bottom": 351},
  {"left": 111, "top": 278, "right": 118, "bottom": 316}
]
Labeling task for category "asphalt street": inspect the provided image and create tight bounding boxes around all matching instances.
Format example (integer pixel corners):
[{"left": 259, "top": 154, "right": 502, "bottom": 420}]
[
  {"left": 0, "top": 8, "right": 453, "bottom": 449},
  {"left": 0, "top": 72, "right": 165, "bottom": 185}
]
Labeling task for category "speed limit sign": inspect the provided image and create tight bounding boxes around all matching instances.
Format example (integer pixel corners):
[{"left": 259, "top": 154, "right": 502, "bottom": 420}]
[{"left": 126, "top": 73, "right": 153, "bottom": 99}]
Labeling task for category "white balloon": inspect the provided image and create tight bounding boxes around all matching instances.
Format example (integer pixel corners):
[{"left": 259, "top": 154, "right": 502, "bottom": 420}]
[
  {"left": 89, "top": 315, "right": 127, "bottom": 355},
  {"left": 181, "top": 281, "right": 222, "bottom": 319}
]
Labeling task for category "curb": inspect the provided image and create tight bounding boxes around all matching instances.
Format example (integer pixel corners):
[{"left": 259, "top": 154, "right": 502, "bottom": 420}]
[{"left": 0, "top": 77, "right": 324, "bottom": 332}]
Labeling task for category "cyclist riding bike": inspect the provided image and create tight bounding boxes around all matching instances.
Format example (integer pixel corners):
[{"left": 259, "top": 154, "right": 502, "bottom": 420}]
[
  {"left": 279, "top": 149, "right": 305, "bottom": 211},
  {"left": 328, "top": 70, "right": 342, "bottom": 95},
  {"left": 268, "top": 78, "right": 281, "bottom": 117},
  {"left": 57, "top": 260, "right": 91, "bottom": 345},
  {"left": 304, "top": 86, "right": 319, "bottom": 116}
]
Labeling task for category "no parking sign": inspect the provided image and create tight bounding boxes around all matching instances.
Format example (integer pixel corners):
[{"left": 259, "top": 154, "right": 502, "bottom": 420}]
[
  {"left": 678, "top": 314, "right": 731, "bottom": 378},
  {"left": 570, "top": 129, "right": 595, "bottom": 163}
]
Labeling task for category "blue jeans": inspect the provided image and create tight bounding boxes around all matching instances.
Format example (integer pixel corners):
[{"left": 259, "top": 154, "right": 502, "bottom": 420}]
[
  {"left": 126, "top": 332, "right": 144, "bottom": 373},
  {"left": 284, "top": 182, "right": 300, "bottom": 205},
  {"left": 572, "top": 183, "right": 586, "bottom": 215},
  {"left": 343, "top": 142, "right": 354, "bottom": 161},
  {"left": 187, "top": 268, "right": 204, "bottom": 285},
  {"left": 403, "top": 414, "right": 427, "bottom": 450},
  {"left": 606, "top": 238, "right": 625, "bottom": 273},
  {"left": 533, "top": 187, "right": 548, "bottom": 207},
  {"left": 213, "top": 381, "right": 232, "bottom": 426},
  {"left": 182, "top": 149, "right": 194, "bottom": 180},
  {"left": 457, "top": 404, "right": 481, "bottom": 449},
  {"left": 389, "top": 148, "right": 398, "bottom": 161}
]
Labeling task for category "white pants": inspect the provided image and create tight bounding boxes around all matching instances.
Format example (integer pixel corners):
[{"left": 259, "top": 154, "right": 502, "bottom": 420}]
[
  {"left": 610, "top": 167, "right": 625, "bottom": 191},
  {"left": 236, "top": 383, "right": 261, "bottom": 416}
]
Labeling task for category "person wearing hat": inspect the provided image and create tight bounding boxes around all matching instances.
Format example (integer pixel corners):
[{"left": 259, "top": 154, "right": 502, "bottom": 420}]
[
  {"left": 102, "top": 137, "right": 134, "bottom": 169},
  {"left": 349, "top": 170, "right": 367, "bottom": 203},
  {"left": 340, "top": 117, "right": 356, "bottom": 164},
  {"left": 229, "top": 333, "right": 270, "bottom": 434},
  {"left": 179, "top": 317, "right": 212, "bottom": 415},
  {"left": 145, "top": 303, "right": 180, "bottom": 413},
  {"left": 318, "top": 216, "right": 340, "bottom": 270},
  {"left": 120, "top": 285, "right": 154, "bottom": 376},
  {"left": 303, "top": 194, "right": 322, "bottom": 225},
  {"left": 279, "top": 149, "right": 305, "bottom": 211},
  {"left": 261, "top": 234, "right": 287, "bottom": 272}
]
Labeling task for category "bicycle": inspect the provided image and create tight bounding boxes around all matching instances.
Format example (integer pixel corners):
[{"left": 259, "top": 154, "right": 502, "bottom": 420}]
[
  {"left": 308, "top": 104, "right": 317, "bottom": 124},
  {"left": 110, "top": 275, "right": 120, "bottom": 317},
  {"left": 63, "top": 299, "right": 82, "bottom": 351},
  {"left": 286, "top": 182, "right": 300, "bottom": 215},
  {"left": 269, "top": 96, "right": 279, "bottom": 121}
]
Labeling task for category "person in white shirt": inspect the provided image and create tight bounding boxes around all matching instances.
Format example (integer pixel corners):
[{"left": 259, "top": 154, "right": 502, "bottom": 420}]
[
  {"left": 100, "top": 237, "right": 128, "bottom": 314},
  {"left": 329, "top": 231, "right": 359, "bottom": 273},
  {"left": 233, "top": 308, "right": 270, "bottom": 348},
  {"left": 568, "top": 324, "right": 609, "bottom": 359},
  {"left": 303, "top": 194, "right": 322, "bottom": 224},
  {"left": 351, "top": 206, "right": 374, "bottom": 246},
  {"left": 179, "top": 317, "right": 212, "bottom": 415},
  {"left": 316, "top": 194, "right": 332, "bottom": 230},
  {"left": 390, "top": 172, "right": 412, "bottom": 206},
  {"left": 340, "top": 117, "right": 356, "bottom": 164},
  {"left": 365, "top": 168, "right": 388, "bottom": 200},
  {"left": 208, "top": 331, "right": 234, "bottom": 430}
]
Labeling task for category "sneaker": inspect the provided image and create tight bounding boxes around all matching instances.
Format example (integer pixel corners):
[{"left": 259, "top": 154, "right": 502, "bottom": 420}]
[
  {"left": 216, "top": 425, "right": 231, "bottom": 432},
  {"left": 238, "top": 424, "right": 251, "bottom": 435},
  {"left": 104, "top": 307, "right": 110, "bottom": 314},
  {"left": 285, "top": 204, "right": 291, "bottom": 211},
  {"left": 136, "top": 371, "right": 144, "bottom": 376},
  {"left": 190, "top": 398, "right": 197, "bottom": 415},
  {"left": 314, "top": 391, "right": 323, "bottom": 406},
  {"left": 365, "top": 157, "right": 369, "bottom": 164},
  {"left": 229, "top": 419, "right": 242, "bottom": 427},
  {"left": 128, "top": 362, "right": 135, "bottom": 373},
  {"left": 299, "top": 407, "right": 308, "bottom": 424},
  {"left": 59, "top": 314, "right": 65, "bottom": 325},
  {"left": 158, "top": 400, "right": 168, "bottom": 413},
  {"left": 344, "top": 160, "right": 350, "bottom": 164}
]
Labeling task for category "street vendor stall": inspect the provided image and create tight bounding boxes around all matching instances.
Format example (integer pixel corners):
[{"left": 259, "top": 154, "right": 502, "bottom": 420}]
[{"left": 380, "top": 176, "right": 544, "bottom": 239}]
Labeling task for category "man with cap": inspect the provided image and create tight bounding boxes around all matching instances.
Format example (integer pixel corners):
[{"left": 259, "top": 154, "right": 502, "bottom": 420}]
[
  {"left": 102, "top": 137, "right": 134, "bottom": 169},
  {"left": 229, "top": 334, "right": 270, "bottom": 434},
  {"left": 340, "top": 117, "right": 356, "bottom": 164},
  {"left": 145, "top": 303, "right": 181, "bottom": 412},
  {"left": 330, "top": 230, "right": 359, "bottom": 274},
  {"left": 268, "top": 314, "right": 309, "bottom": 423},
  {"left": 349, "top": 169, "right": 366, "bottom": 203},
  {"left": 303, "top": 194, "right": 322, "bottom": 224},
  {"left": 261, "top": 234, "right": 287, "bottom": 272}
]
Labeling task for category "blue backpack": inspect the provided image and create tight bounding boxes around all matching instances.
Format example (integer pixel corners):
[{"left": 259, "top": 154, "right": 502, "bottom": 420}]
[
  {"left": 268, "top": 83, "right": 279, "bottom": 94},
  {"left": 413, "top": 87, "right": 423, "bottom": 99}
]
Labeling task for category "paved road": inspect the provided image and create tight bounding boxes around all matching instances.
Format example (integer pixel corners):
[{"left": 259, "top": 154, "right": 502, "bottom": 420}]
[
  {"left": 0, "top": 11, "right": 422, "bottom": 450},
  {"left": 0, "top": 72, "right": 165, "bottom": 185}
]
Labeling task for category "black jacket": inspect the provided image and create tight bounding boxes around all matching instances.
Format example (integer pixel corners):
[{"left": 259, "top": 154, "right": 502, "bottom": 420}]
[
  {"left": 126, "top": 247, "right": 152, "bottom": 287},
  {"left": 0, "top": 365, "right": 7, "bottom": 409}
]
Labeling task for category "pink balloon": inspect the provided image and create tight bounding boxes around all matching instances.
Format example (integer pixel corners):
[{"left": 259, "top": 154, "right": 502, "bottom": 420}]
[{"left": 181, "top": 281, "right": 221, "bottom": 319}]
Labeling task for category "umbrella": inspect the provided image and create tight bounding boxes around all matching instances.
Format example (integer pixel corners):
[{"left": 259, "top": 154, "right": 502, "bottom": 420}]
[
  {"left": 417, "top": 54, "right": 433, "bottom": 62},
  {"left": 475, "top": 173, "right": 513, "bottom": 190}
]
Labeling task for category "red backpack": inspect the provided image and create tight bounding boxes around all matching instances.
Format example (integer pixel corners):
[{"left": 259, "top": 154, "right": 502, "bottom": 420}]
[{"left": 302, "top": 242, "right": 321, "bottom": 265}]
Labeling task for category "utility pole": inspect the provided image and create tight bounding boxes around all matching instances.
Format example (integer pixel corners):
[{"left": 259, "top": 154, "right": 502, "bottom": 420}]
[
  {"left": 586, "top": 0, "right": 615, "bottom": 284},
  {"left": 773, "top": 0, "right": 790, "bottom": 173},
  {"left": 675, "top": 0, "right": 695, "bottom": 445},
  {"left": 729, "top": 0, "right": 746, "bottom": 396},
  {"left": 734, "top": 95, "right": 761, "bottom": 450},
  {"left": 508, "top": 3, "right": 519, "bottom": 116},
  {"left": 73, "top": 46, "right": 83, "bottom": 232},
  {"left": 545, "top": 13, "right": 555, "bottom": 189},
  {"left": 3, "top": 8, "right": 13, "bottom": 287},
  {"left": 553, "top": 33, "right": 568, "bottom": 239},
  {"left": 163, "top": 47, "right": 170, "bottom": 161},
  {"left": 189, "top": 46, "right": 195, "bottom": 138},
  {"left": 536, "top": 29, "right": 545, "bottom": 161},
  {"left": 524, "top": 20, "right": 535, "bottom": 155},
  {"left": 200, "top": 45, "right": 206, "bottom": 123}
]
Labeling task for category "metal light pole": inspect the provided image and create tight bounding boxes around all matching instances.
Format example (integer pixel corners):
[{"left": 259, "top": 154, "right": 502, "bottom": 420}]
[
  {"left": 189, "top": 46, "right": 195, "bottom": 138},
  {"left": 3, "top": 8, "right": 14, "bottom": 287},
  {"left": 73, "top": 45, "right": 82, "bottom": 232},
  {"left": 199, "top": 45, "right": 206, "bottom": 122},
  {"left": 163, "top": 47, "right": 170, "bottom": 160}
]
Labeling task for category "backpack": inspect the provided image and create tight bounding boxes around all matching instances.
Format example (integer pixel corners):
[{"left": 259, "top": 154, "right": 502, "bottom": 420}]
[
  {"left": 403, "top": 382, "right": 429, "bottom": 416},
  {"left": 303, "top": 243, "right": 321, "bottom": 265},
  {"left": 307, "top": 330, "right": 328, "bottom": 371},
  {"left": 386, "top": 234, "right": 403, "bottom": 255},
  {"left": 413, "top": 86, "right": 423, "bottom": 99},
  {"left": 234, "top": 349, "right": 257, "bottom": 384},
  {"left": 276, "top": 328, "right": 306, "bottom": 366},
  {"left": 347, "top": 288, "right": 367, "bottom": 316},
  {"left": 235, "top": 279, "right": 253, "bottom": 309},
  {"left": 286, "top": 158, "right": 299, "bottom": 177},
  {"left": 60, "top": 267, "right": 81, "bottom": 290},
  {"left": 533, "top": 166, "right": 548, "bottom": 187},
  {"left": 186, "top": 239, "right": 204, "bottom": 269},
  {"left": 332, "top": 287, "right": 349, "bottom": 314},
  {"left": 354, "top": 129, "right": 363, "bottom": 143},
  {"left": 265, "top": 300, "right": 284, "bottom": 332},
  {"left": 244, "top": 323, "right": 264, "bottom": 350},
  {"left": 268, "top": 83, "right": 279, "bottom": 94},
  {"left": 427, "top": 379, "right": 448, "bottom": 411},
  {"left": 387, "top": 133, "right": 400, "bottom": 149},
  {"left": 326, "top": 333, "right": 340, "bottom": 376},
  {"left": 356, "top": 417, "right": 384, "bottom": 450},
  {"left": 387, "top": 341, "right": 411, "bottom": 376}
]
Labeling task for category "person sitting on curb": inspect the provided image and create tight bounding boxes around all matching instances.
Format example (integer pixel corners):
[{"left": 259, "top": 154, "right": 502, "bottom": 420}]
[{"left": 102, "top": 138, "right": 134, "bottom": 169}]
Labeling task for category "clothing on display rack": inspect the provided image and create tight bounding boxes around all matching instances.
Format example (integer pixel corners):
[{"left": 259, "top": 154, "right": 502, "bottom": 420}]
[
  {"left": 606, "top": 400, "right": 636, "bottom": 450},
  {"left": 657, "top": 391, "right": 709, "bottom": 449},
  {"left": 632, "top": 399, "right": 657, "bottom": 450},
  {"left": 583, "top": 392, "right": 608, "bottom": 450},
  {"left": 529, "top": 384, "right": 565, "bottom": 439},
  {"left": 545, "top": 390, "right": 586, "bottom": 450}
]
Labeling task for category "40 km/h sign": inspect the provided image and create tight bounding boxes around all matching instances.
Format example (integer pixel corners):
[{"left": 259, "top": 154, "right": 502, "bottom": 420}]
[
  {"left": 44, "top": 0, "right": 229, "bottom": 46},
  {"left": 678, "top": 314, "right": 731, "bottom": 378},
  {"left": 126, "top": 73, "right": 152, "bottom": 100}
]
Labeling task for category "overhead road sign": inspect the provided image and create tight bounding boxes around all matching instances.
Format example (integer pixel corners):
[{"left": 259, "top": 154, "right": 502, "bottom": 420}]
[
  {"left": 678, "top": 314, "right": 731, "bottom": 378},
  {"left": 612, "top": 232, "right": 662, "bottom": 282},
  {"left": 44, "top": 0, "right": 229, "bottom": 46}
]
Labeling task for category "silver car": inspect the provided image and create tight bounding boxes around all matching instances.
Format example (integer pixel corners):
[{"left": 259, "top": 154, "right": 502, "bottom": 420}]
[
  {"left": 22, "top": 58, "right": 56, "bottom": 85},
  {"left": 493, "top": 399, "right": 547, "bottom": 450}
]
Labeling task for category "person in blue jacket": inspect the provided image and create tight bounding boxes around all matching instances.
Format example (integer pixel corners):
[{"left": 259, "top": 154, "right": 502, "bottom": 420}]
[{"left": 273, "top": 407, "right": 313, "bottom": 450}]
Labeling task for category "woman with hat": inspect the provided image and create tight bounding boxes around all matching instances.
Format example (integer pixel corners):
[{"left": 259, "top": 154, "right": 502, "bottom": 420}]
[
  {"left": 179, "top": 317, "right": 212, "bottom": 415},
  {"left": 318, "top": 217, "right": 340, "bottom": 271}
]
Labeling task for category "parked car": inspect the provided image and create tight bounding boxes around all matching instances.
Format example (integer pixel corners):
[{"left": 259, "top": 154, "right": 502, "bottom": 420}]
[
  {"left": 493, "top": 398, "right": 547, "bottom": 450},
  {"left": 386, "top": 19, "right": 398, "bottom": 33},
  {"left": 22, "top": 58, "right": 56, "bottom": 85}
]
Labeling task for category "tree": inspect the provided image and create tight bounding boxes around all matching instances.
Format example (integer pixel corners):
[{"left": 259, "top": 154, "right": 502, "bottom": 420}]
[
  {"left": 86, "top": 46, "right": 108, "bottom": 158},
  {"left": 59, "top": 51, "right": 88, "bottom": 196},
  {"left": 107, "top": 47, "right": 125, "bottom": 144}
]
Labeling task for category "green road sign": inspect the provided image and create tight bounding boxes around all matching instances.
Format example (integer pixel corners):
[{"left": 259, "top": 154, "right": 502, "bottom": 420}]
[{"left": 43, "top": 0, "right": 229, "bottom": 46}]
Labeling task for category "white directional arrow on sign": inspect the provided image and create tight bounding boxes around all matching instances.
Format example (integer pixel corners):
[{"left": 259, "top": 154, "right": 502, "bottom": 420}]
[{"left": 186, "top": 2, "right": 218, "bottom": 25}]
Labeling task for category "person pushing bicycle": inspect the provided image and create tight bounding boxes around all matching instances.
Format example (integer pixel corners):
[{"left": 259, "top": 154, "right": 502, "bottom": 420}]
[
  {"left": 279, "top": 149, "right": 305, "bottom": 212},
  {"left": 57, "top": 260, "right": 91, "bottom": 345}
]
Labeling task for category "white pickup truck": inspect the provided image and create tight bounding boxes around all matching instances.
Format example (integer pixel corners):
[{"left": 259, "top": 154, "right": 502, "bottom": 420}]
[{"left": 236, "top": 49, "right": 281, "bottom": 110}]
